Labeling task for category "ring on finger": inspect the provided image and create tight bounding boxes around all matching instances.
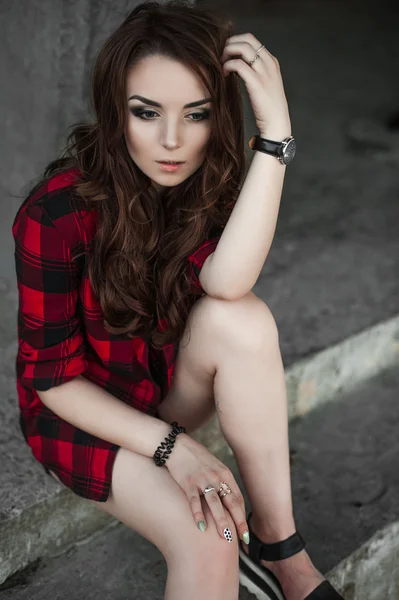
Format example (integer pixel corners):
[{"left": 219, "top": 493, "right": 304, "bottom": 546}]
[
  {"left": 202, "top": 482, "right": 232, "bottom": 497},
  {"left": 249, "top": 49, "right": 263, "bottom": 66},
  {"left": 218, "top": 481, "right": 232, "bottom": 498},
  {"left": 249, "top": 42, "right": 265, "bottom": 66},
  {"left": 202, "top": 485, "right": 217, "bottom": 495}
]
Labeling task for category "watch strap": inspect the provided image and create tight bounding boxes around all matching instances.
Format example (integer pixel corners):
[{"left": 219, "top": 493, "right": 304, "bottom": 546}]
[{"left": 248, "top": 135, "right": 283, "bottom": 155}]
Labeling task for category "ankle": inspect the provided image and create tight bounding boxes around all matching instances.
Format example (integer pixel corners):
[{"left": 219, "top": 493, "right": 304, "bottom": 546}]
[{"left": 250, "top": 513, "right": 297, "bottom": 544}]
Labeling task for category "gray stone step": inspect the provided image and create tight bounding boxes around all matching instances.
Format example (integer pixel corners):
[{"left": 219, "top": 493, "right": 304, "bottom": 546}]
[
  {"left": 1, "top": 365, "right": 398, "bottom": 600},
  {"left": 329, "top": 521, "right": 399, "bottom": 600}
]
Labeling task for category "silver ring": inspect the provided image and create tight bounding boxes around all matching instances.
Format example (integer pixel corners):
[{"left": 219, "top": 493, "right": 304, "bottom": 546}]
[
  {"left": 203, "top": 485, "right": 216, "bottom": 494},
  {"left": 249, "top": 53, "right": 260, "bottom": 66},
  {"left": 249, "top": 43, "right": 265, "bottom": 66}
]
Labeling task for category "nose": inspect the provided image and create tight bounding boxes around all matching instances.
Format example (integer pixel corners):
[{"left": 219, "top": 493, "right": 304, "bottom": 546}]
[{"left": 159, "top": 119, "right": 181, "bottom": 149}]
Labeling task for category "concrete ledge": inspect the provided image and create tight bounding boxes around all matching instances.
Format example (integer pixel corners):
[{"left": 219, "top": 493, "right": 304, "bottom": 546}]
[
  {"left": 327, "top": 521, "right": 399, "bottom": 600},
  {"left": 285, "top": 313, "right": 399, "bottom": 420},
  {"left": 0, "top": 488, "right": 116, "bottom": 585},
  {"left": 1, "top": 314, "right": 398, "bottom": 584}
]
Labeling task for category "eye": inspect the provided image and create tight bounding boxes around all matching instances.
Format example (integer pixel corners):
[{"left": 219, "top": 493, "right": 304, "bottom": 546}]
[
  {"left": 132, "top": 109, "right": 157, "bottom": 120},
  {"left": 190, "top": 110, "right": 210, "bottom": 122},
  {"left": 131, "top": 109, "right": 210, "bottom": 122}
]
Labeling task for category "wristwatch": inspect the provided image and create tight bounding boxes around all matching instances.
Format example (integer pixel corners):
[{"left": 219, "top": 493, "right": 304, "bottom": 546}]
[{"left": 248, "top": 134, "right": 296, "bottom": 165}]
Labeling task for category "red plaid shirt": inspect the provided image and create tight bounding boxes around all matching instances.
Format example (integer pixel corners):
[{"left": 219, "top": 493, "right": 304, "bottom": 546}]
[{"left": 13, "top": 167, "right": 220, "bottom": 502}]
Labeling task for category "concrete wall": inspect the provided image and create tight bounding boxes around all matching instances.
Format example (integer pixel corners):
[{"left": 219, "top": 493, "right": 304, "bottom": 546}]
[{"left": 0, "top": 0, "right": 153, "bottom": 283}]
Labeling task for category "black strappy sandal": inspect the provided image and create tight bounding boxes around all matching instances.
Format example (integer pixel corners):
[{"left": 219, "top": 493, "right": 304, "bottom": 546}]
[{"left": 239, "top": 512, "right": 345, "bottom": 600}]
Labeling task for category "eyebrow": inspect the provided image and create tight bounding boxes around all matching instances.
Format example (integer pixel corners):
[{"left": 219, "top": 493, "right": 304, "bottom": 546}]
[{"left": 127, "top": 94, "right": 212, "bottom": 108}]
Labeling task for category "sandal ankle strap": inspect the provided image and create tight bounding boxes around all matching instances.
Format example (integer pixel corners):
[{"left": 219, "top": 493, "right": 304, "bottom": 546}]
[{"left": 247, "top": 511, "right": 306, "bottom": 563}]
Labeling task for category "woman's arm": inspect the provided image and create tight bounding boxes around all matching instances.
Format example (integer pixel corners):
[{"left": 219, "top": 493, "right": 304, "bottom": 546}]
[
  {"left": 13, "top": 201, "right": 181, "bottom": 459},
  {"left": 38, "top": 375, "right": 180, "bottom": 458},
  {"left": 199, "top": 34, "right": 293, "bottom": 301},
  {"left": 200, "top": 132, "right": 290, "bottom": 301}
]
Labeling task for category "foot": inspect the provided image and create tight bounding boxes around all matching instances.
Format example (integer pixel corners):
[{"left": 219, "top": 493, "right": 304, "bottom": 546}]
[{"left": 241, "top": 528, "right": 325, "bottom": 600}]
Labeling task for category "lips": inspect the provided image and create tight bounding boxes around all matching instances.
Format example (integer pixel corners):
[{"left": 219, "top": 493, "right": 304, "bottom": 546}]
[
  {"left": 156, "top": 160, "right": 185, "bottom": 164},
  {"left": 157, "top": 161, "right": 185, "bottom": 172}
]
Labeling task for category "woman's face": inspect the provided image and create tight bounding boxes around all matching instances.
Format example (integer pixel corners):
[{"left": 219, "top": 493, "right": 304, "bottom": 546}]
[{"left": 125, "top": 55, "right": 212, "bottom": 193}]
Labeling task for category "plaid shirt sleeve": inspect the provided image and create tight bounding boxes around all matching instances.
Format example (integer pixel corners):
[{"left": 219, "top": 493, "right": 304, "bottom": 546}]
[
  {"left": 187, "top": 235, "right": 221, "bottom": 295},
  {"left": 13, "top": 201, "right": 88, "bottom": 391}
]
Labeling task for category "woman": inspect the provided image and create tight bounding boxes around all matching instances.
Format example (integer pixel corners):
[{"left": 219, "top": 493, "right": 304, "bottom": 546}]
[{"left": 12, "top": 2, "right": 344, "bottom": 599}]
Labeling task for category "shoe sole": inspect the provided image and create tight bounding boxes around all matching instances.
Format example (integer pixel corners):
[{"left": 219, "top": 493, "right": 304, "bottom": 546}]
[{"left": 239, "top": 546, "right": 285, "bottom": 600}]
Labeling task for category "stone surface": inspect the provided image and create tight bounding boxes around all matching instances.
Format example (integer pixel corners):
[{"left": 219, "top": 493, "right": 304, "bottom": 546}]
[
  {"left": 284, "top": 315, "right": 399, "bottom": 419},
  {"left": 328, "top": 521, "right": 399, "bottom": 600},
  {"left": 0, "top": 0, "right": 138, "bottom": 280},
  {"left": 286, "top": 366, "right": 399, "bottom": 576}
]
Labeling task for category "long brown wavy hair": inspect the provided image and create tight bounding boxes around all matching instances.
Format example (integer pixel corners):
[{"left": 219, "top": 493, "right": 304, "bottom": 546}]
[{"left": 22, "top": 0, "right": 248, "bottom": 350}]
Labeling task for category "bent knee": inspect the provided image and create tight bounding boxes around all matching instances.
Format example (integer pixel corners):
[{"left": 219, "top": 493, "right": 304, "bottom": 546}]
[
  {"left": 94, "top": 447, "right": 238, "bottom": 576},
  {"left": 166, "top": 500, "right": 238, "bottom": 572},
  {"left": 197, "top": 291, "right": 279, "bottom": 351}
]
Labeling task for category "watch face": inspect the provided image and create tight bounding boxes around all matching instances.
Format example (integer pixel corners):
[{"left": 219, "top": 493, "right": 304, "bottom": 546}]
[{"left": 282, "top": 138, "right": 296, "bottom": 165}]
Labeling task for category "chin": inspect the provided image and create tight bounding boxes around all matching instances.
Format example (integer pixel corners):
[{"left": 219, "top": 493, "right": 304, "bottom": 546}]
[{"left": 152, "top": 176, "right": 186, "bottom": 191}]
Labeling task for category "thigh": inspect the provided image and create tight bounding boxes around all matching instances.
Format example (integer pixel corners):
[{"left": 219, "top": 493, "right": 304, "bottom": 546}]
[
  {"left": 157, "top": 295, "right": 220, "bottom": 432},
  {"left": 157, "top": 291, "right": 267, "bottom": 432},
  {"left": 92, "top": 446, "right": 238, "bottom": 566}
]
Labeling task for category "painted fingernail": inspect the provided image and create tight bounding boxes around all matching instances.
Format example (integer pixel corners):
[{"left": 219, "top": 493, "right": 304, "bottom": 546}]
[
  {"left": 224, "top": 527, "right": 233, "bottom": 542},
  {"left": 198, "top": 520, "right": 206, "bottom": 532},
  {"left": 242, "top": 530, "right": 250, "bottom": 545}
]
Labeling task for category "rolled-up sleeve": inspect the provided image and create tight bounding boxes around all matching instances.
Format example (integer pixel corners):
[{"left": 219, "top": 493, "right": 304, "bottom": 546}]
[
  {"left": 13, "top": 202, "right": 88, "bottom": 391},
  {"left": 187, "top": 235, "right": 221, "bottom": 295}
]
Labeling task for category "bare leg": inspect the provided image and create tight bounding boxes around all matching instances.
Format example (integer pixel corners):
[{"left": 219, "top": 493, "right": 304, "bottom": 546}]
[
  {"left": 209, "top": 293, "right": 325, "bottom": 600},
  {"left": 45, "top": 295, "right": 238, "bottom": 600},
  {"left": 158, "top": 291, "right": 326, "bottom": 600},
  {"left": 46, "top": 290, "right": 327, "bottom": 600},
  {"left": 79, "top": 449, "right": 238, "bottom": 600}
]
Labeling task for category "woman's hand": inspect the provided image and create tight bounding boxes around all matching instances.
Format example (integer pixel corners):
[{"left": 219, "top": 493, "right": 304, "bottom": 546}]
[
  {"left": 221, "top": 32, "right": 291, "bottom": 139},
  {"left": 165, "top": 432, "right": 249, "bottom": 543}
]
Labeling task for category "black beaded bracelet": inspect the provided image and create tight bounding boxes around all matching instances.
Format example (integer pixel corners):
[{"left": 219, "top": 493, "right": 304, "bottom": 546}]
[{"left": 153, "top": 421, "right": 186, "bottom": 466}]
